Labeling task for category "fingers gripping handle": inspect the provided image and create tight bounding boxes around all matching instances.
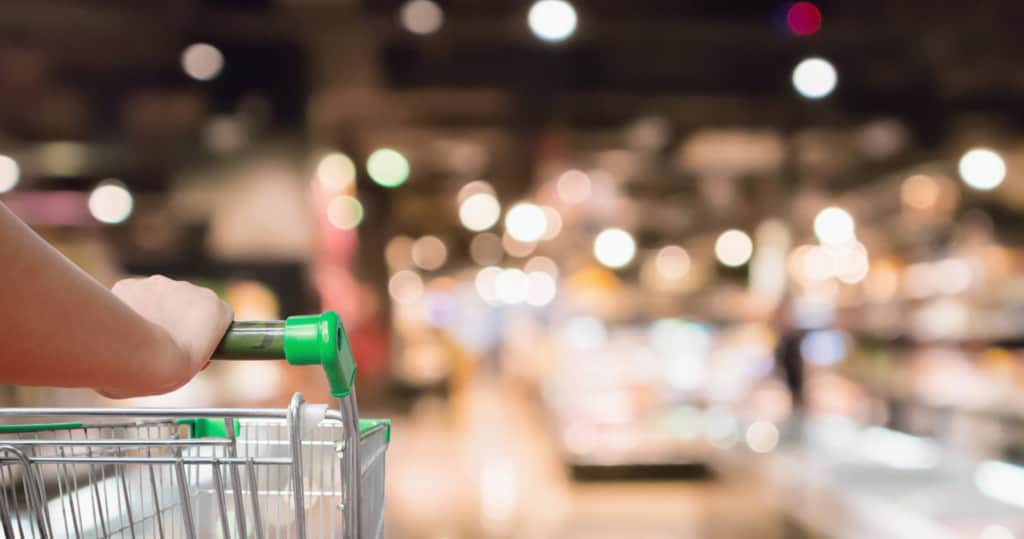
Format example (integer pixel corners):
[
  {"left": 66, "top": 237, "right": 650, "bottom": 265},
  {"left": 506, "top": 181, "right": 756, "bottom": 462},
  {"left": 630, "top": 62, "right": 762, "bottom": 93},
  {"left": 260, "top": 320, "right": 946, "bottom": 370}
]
[{"left": 213, "top": 311, "right": 357, "bottom": 398}]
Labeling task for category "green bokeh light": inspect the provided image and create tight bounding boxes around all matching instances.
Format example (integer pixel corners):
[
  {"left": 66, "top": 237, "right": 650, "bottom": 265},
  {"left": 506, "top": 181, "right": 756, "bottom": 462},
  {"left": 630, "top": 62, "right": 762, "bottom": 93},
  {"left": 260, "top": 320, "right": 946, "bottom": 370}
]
[{"left": 366, "top": 148, "right": 410, "bottom": 188}]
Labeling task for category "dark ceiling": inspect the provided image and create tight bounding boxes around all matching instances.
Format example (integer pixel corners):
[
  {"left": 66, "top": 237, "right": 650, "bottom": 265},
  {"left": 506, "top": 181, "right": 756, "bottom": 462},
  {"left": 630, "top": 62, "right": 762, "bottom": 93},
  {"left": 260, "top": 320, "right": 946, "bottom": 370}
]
[{"left": 3, "top": 0, "right": 1024, "bottom": 249}]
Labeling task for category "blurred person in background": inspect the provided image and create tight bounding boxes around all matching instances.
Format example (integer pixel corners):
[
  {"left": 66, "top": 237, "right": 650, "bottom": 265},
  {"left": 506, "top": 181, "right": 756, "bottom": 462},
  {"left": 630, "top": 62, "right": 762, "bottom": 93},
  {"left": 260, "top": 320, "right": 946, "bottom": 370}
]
[
  {"left": 0, "top": 203, "right": 232, "bottom": 398},
  {"left": 774, "top": 301, "right": 806, "bottom": 440}
]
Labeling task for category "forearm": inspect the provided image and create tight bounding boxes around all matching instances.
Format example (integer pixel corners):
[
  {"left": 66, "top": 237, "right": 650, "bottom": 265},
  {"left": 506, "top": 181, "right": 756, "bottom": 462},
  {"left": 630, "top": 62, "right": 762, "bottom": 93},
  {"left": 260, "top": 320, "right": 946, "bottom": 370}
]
[{"left": 0, "top": 203, "right": 183, "bottom": 393}]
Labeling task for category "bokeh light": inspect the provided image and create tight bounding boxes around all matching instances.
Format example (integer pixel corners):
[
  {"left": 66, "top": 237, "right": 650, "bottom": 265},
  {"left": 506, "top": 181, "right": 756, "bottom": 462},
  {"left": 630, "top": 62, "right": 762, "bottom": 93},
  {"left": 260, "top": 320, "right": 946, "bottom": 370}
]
[
  {"left": 524, "top": 256, "right": 559, "bottom": 277},
  {"left": 525, "top": 271, "right": 557, "bottom": 306},
  {"left": 367, "top": 148, "right": 410, "bottom": 188},
  {"left": 470, "top": 232, "right": 504, "bottom": 265},
  {"left": 389, "top": 270, "right": 424, "bottom": 305},
  {"left": 411, "top": 235, "right": 447, "bottom": 271},
  {"left": 541, "top": 206, "right": 562, "bottom": 240},
  {"left": 502, "top": 232, "right": 537, "bottom": 258},
  {"left": 556, "top": 169, "right": 592, "bottom": 204},
  {"left": 459, "top": 192, "right": 501, "bottom": 231},
  {"left": 400, "top": 0, "right": 444, "bottom": 35},
  {"left": 317, "top": 152, "right": 356, "bottom": 193},
  {"left": 505, "top": 203, "right": 548, "bottom": 242},
  {"left": 475, "top": 266, "right": 503, "bottom": 304},
  {"left": 181, "top": 43, "right": 224, "bottom": 81},
  {"left": 901, "top": 174, "right": 940, "bottom": 210},
  {"left": 385, "top": 235, "right": 415, "bottom": 270},
  {"left": 836, "top": 242, "right": 870, "bottom": 284},
  {"left": 326, "top": 195, "right": 364, "bottom": 230},
  {"left": 655, "top": 245, "right": 690, "bottom": 280},
  {"left": 745, "top": 421, "right": 780, "bottom": 453},
  {"left": 0, "top": 155, "right": 19, "bottom": 193},
  {"left": 792, "top": 57, "right": 837, "bottom": 99},
  {"left": 457, "top": 180, "right": 495, "bottom": 203},
  {"left": 802, "top": 246, "right": 833, "bottom": 281},
  {"left": 715, "top": 229, "right": 753, "bottom": 267},
  {"left": 959, "top": 148, "right": 1006, "bottom": 191},
  {"left": 814, "top": 207, "right": 855, "bottom": 245},
  {"left": 593, "top": 228, "right": 636, "bottom": 269},
  {"left": 496, "top": 268, "right": 529, "bottom": 304},
  {"left": 786, "top": 2, "right": 822, "bottom": 36},
  {"left": 88, "top": 180, "right": 134, "bottom": 224},
  {"left": 528, "top": 0, "right": 578, "bottom": 43}
]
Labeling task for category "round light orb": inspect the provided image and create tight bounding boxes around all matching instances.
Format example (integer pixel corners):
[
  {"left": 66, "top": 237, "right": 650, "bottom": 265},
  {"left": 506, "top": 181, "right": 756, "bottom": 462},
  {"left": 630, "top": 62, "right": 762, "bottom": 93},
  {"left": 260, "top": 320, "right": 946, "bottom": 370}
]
[
  {"left": 528, "top": 0, "right": 578, "bottom": 43},
  {"left": 959, "top": 148, "right": 1006, "bottom": 191},
  {"left": 715, "top": 229, "right": 753, "bottom": 267},
  {"left": 792, "top": 57, "right": 837, "bottom": 99},
  {"left": 593, "top": 228, "right": 636, "bottom": 269}
]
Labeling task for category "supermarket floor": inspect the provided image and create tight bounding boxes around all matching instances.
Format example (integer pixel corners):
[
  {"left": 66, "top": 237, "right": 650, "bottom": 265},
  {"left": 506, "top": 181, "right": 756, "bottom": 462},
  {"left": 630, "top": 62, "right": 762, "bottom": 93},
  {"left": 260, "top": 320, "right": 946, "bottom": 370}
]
[{"left": 378, "top": 378, "right": 812, "bottom": 539}]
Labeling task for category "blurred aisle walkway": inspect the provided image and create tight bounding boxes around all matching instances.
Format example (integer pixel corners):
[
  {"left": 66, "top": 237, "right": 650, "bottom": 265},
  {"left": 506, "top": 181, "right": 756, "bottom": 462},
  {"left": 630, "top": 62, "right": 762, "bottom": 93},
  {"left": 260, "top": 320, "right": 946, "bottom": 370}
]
[{"left": 382, "top": 377, "right": 806, "bottom": 539}]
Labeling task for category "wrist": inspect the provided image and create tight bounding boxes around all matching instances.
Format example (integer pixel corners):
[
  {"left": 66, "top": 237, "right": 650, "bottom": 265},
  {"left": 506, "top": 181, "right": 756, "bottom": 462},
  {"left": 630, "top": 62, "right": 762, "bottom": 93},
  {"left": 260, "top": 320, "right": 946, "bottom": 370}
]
[{"left": 99, "top": 322, "right": 192, "bottom": 397}]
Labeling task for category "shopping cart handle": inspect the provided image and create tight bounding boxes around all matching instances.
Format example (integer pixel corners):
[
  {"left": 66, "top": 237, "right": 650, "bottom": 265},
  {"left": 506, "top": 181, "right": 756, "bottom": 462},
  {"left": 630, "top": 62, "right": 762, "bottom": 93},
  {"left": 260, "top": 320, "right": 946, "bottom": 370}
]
[{"left": 213, "top": 311, "right": 357, "bottom": 398}]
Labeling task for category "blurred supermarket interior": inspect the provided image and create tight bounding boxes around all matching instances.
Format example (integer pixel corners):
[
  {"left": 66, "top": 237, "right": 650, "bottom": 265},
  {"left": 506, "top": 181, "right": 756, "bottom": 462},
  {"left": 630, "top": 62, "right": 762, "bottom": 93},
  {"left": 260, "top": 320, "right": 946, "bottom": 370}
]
[{"left": 7, "top": 0, "right": 1024, "bottom": 537}]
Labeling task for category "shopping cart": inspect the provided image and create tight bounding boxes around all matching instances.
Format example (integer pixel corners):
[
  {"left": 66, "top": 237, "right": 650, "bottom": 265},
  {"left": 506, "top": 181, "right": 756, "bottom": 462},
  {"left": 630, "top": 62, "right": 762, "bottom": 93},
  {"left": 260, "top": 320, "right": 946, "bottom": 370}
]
[{"left": 0, "top": 311, "right": 389, "bottom": 538}]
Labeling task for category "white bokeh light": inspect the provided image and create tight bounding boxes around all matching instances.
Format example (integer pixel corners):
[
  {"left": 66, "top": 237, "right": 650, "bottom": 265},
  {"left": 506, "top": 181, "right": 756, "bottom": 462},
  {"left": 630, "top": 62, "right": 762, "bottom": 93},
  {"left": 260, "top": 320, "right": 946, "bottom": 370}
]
[
  {"left": 655, "top": 245, "right": 690, "bottom": 280},
  {"left": 505, "top": 203, "right": 547, "bottom": 242},
  {"left": 457, "top": 180, "right": 495, "bottom": 203},
  {"left": 0, "top": 155, "right": 19, "bottom": 193},
  {"left": 556, "top": 169, "right": 591, "bottom": 204},
  {"left": 715, "top": 229, "right": 753, "bottom": 267},
  {"left": 814, "top": 207, "right": 856, "bottom": 246},
  {"left": 326, "top": 195, "right": 364, "bottom": 230},
  {"left": 524, "top": 256, "right": 559, "bottom": 277},
  {"left": 959, "top": 148, "right": 1006, "bottom": 191},
  {"left": 459, "top": 192, "right": 501, "bottom": 231},
  {"left": 181, "top": 43, "right": 224, "bottom": 81},
  {"left": 400, "top": 0, "right": 444, "bottom": 35},
  {"left": 316, "top": 152, "right": 356, "bottom": 193},
  {"left": 528, "top": 0, "right": 578, "bottom": 43},
  {"left": 88, "top": 181, "right": 134, "bottom": 224},
  {"left": 389, "top": 270, "right": 424, "bottom": 305},
  {"left": 502, "top": 232, "right": 537, "bottom": 258},
  {"left": 541, "top": 206, "right": 562, "bottom": 240},
  {"left": 593, "top": 228, "right": 636, "bottom": 269},
  {"left": 496, "top": 268, "right": 529, "bottom": 304},
  {"left": 366, "top": 148, "right": 410, "bottom": 188},
  {"left": 475, "top": 266, "right": 503, "bottom": 305},
  {"left": 792, "top": 57, "right": 837, "bottom": 99},
  {"left": 745, "top": 421, "right": 780, "bottom": 454},
  {"left": 525, "top": 271, "right": 557, "bottom": 306},
  {"left": 836, "top": 242, "right": 870, "bottom": 284}
]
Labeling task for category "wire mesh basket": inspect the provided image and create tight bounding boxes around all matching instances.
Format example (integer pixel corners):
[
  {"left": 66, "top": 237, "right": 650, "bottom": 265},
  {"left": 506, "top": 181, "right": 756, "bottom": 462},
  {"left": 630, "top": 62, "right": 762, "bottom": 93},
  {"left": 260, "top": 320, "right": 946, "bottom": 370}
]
[{"left": 0, "top": 312, "right": 389, "bottom": 539}]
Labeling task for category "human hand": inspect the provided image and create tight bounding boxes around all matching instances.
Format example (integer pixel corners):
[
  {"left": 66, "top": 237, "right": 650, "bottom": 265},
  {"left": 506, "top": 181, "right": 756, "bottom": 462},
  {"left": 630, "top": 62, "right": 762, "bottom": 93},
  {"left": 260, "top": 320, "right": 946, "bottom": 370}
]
[{"left": 103, "top": 275, "right": 233, "bottom": 397}]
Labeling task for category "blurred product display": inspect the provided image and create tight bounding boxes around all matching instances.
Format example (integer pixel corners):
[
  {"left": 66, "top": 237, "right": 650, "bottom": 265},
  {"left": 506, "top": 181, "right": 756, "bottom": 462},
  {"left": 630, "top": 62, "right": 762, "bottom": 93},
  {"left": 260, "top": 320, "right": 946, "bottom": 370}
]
[{"left": 4, "top": 0, "right": 1024, "bottom": 537}]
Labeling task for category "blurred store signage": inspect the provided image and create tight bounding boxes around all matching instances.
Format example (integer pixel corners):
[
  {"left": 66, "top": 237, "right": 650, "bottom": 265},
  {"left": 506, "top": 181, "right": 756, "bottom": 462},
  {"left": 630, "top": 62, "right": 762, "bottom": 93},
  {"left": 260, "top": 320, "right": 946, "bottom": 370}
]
[{"left": 2, "top": 190, "right": 91, "bottom": 226}]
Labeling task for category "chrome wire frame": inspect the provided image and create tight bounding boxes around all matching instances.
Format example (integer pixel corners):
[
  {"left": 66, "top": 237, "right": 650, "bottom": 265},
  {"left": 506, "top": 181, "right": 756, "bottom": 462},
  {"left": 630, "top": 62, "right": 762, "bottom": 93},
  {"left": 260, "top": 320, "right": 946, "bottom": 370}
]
[{"left": 0, "top": 392, "right": 387, "bottom": 539}]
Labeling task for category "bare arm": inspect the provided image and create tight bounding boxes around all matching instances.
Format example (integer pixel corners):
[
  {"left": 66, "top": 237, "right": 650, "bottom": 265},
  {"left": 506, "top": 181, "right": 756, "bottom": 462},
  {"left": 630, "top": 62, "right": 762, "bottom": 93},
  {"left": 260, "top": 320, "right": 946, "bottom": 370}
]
[{"left": 0, "top": 203, "right": 232, "bottom": 397}]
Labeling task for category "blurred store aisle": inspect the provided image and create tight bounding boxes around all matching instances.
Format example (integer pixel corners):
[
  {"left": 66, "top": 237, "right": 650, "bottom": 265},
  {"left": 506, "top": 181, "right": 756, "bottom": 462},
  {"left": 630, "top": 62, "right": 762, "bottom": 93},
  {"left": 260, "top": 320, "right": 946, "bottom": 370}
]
[{"left": 382, "top": 377, "right": 806, "bottom": 539}]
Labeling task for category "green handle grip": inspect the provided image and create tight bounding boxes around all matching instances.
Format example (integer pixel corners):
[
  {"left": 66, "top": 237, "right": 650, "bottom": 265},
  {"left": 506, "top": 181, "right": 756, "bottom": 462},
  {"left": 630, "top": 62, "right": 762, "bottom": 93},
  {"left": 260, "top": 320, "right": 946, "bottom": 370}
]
[{"left": 213, "top": 312, "right": 357, "bottom": 398}]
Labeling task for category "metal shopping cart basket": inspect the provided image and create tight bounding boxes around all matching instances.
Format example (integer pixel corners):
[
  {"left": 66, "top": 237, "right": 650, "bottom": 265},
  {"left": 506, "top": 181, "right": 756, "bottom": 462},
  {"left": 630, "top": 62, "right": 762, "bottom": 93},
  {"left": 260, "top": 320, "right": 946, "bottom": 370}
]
[{"left": 0, "top": 312, "right": 389, "bottom": 538}]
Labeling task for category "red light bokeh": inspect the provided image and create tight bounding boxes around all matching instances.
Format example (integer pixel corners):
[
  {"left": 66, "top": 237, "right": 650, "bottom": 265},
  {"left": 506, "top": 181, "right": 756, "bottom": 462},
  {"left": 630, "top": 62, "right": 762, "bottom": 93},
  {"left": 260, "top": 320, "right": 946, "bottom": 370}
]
[{"left": 787, "top": 2, "right": 822, "bottom": 36}]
